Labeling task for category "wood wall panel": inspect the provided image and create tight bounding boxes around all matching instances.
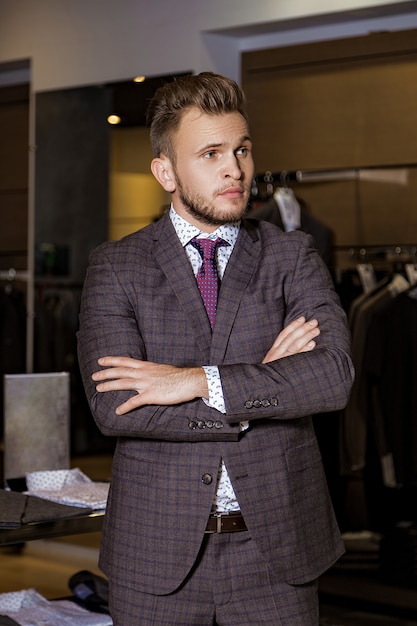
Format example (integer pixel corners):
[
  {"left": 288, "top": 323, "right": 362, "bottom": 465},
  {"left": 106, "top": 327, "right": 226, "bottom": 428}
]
[
  {"left": 0, "top": 84, "right": 29, "bottom": 269},
  {"left": 0, "top": 102, "right": 29, "bottom": 190},
  {"left": 0, "top": 191, "right": 28, "bottom": 252},
  {"left": 242, "top": 29, "right": 417, "bottom": 252}
]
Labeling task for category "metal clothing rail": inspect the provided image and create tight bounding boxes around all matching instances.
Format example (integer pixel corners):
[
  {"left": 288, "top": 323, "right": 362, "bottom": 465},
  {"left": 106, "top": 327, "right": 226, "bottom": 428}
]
[
  {"left": 337, "top": 244, "right": 417, "bottom": 261},
  {"left": 254, "top": 162, "right": 417, "bottom": 188},
  {"left": 0, "top": 268, "right": 30, "bottom": 282}
]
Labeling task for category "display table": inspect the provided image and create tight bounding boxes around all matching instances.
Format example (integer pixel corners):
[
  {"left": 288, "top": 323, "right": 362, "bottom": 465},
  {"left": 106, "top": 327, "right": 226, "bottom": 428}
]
[{"left": 0, "top": 510, "right": 105, "bottom": 546}]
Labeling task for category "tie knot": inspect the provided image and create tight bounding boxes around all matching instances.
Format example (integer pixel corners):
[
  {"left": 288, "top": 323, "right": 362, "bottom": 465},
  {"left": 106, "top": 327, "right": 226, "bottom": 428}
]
[{"left": 190, "top": 237, "right": 228, "bottom": 261}]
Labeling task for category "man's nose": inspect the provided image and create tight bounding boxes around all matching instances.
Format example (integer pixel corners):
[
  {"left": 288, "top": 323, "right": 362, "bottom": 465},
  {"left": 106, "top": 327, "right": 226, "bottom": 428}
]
[{"left": 222, "top": 154, "right": 242, "bottom": 179}]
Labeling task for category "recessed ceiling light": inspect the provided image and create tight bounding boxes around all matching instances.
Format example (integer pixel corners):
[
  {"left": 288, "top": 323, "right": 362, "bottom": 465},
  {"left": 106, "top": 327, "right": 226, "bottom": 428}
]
[
  {"left": 133, "top": 75, "right": 145, "bottom": 83},
  {"left": 107, "top": 114, "right": 122, "bottom": 125}
]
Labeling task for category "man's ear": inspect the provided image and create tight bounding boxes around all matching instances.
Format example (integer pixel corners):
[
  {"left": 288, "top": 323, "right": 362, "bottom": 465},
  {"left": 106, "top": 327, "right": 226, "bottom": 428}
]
[{"left": 151, "top": 156, "right": 176, "bottom": 193}]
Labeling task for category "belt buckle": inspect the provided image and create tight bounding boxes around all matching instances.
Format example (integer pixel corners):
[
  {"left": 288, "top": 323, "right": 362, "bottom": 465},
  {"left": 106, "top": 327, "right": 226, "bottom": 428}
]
[
  {"left": 216, "top": 513, "right": 223, "bottom": 533},
  {"left": 207, "top": 512, "right": 224, "bottom": 533}
]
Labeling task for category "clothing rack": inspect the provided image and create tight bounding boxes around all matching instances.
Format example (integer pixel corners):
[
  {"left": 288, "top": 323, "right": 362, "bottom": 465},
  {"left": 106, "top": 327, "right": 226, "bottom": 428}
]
[
  {"left": 338, "top": 244, "right": 417, "bottom": 263},
  {"left": 254, "top": 168, "right": 361, "bottom": 187},
  {"left": 333, "top": 245, "right": 417, "bottom": 276},
  {"left": 332, "top": 245, "right": 417, "bottom": 290},
  {"left": 253, "top": 162, "right": 417, "bottom": 190},
  {"left": 0, "top": 268, "right": 30, "bottom": 282}
]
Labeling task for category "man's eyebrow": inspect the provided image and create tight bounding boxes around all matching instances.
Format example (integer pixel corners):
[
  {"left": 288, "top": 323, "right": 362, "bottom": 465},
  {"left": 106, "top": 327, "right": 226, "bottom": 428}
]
[
  {"left": 196, "top": 136, "right": 252, "bottom": 153},
  {"left": 196, "top": 141, "right": 223, "bottom": 152}
]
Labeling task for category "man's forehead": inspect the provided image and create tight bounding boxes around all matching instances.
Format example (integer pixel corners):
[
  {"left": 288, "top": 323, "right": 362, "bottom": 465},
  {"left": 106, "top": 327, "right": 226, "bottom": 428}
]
[{"left": 176, "top": 108, "right": 250, "bottom": 144}]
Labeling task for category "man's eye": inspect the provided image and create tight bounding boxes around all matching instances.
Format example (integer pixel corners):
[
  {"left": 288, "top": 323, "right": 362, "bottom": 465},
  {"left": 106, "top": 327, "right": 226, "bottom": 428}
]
[
  {"left": 203, "top": 151, "right": 216, "bottom": 159},
  {"left": 237, "top": 147, "right": 248, "bottom": 156}
]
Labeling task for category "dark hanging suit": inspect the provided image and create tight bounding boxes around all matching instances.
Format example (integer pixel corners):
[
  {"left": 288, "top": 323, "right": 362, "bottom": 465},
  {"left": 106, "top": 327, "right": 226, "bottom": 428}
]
[{"left": 247, "top": 195, "right": 334, "bottom": 268}]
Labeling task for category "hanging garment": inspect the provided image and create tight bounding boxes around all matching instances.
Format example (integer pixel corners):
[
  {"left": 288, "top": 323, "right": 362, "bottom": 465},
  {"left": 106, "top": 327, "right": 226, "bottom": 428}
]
[
  {"left": 364, "top": 288, "right": 417, "bottom": 487},
  {"left": 339, "top": 274, "right": 409, "bottom": 476},
  {"left": 246, "top": 194, "right": 334, "bottom": 268}
]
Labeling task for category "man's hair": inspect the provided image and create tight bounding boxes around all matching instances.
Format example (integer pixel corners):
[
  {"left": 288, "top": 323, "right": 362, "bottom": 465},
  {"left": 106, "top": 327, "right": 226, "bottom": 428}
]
[{"left": 146, "top": 72, "right": 249, "bottom": 163}]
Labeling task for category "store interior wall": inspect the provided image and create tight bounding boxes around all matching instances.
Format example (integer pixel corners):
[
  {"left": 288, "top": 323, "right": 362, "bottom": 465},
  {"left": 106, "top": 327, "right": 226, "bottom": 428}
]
[
  {"left": 109, "top": 126, "right": 170, "bottom": 240},
  {"left": 2, "top": 1, "right": 417, "bottom": 92}
]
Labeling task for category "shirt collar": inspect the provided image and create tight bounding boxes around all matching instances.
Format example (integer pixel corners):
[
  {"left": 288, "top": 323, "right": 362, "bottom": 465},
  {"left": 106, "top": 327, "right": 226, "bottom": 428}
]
[{"left": 169, "top": 204, "right": 240, "bottom": 248}]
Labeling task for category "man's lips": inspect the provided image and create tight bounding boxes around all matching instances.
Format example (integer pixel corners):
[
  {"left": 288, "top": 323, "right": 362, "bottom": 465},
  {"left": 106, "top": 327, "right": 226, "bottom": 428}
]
[{"left": 219, "top": 186, "right": 245, "bottom": 199}]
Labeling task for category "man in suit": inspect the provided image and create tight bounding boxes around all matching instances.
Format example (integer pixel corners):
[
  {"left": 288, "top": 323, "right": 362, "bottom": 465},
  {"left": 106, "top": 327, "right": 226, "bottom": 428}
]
[{"left": 77, "top": 72, "right": 354, "bottom": 625}]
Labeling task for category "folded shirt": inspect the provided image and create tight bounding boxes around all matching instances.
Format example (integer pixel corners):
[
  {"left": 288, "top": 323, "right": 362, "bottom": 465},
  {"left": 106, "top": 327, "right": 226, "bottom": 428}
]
[
  {"left": 0, "top": 490, "right": 93, "bottom": 529},
  {"left": 24, "top": 468, "right": 109, "bottom": 510},
  {"left": 0, "top": 589, "right": 113, "bottom": 625}
]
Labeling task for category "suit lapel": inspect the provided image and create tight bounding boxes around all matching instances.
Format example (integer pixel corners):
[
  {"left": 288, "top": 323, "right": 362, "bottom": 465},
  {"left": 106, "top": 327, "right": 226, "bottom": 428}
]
[
  {"left": 210, "top": 222, "right": 260, "bottom": 363},
  {"left": 152, "top": 216, "right": 213, "bottom": 356}
]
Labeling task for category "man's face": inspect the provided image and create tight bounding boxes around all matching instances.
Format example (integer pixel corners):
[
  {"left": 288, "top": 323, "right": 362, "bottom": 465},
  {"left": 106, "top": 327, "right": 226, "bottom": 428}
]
[{"left": 168, "top": 108, "right": 254, "bottom": 231}]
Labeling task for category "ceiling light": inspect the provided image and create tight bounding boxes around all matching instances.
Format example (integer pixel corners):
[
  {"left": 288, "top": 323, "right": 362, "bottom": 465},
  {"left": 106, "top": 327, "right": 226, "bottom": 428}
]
[
  {"left": 107, "top": 114, "right": 121, "bottom": 125},
  {"left": 133, "top": 75, "right": 145, "bottom": 83}
]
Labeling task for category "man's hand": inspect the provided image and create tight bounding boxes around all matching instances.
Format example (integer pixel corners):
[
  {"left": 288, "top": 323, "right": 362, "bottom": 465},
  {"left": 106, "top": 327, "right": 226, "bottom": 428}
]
[
  {"left": 262, "top": 316, "right": 319, "bottom": 364},
  {"left": 92, "top": 357, "right": 208, "bottom": 415}
]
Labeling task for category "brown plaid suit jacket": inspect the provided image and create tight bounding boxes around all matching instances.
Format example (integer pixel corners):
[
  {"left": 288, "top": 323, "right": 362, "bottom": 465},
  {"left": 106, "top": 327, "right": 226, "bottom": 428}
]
[{"left": 77, "top": 214, "right": 354, "bottom": 595}]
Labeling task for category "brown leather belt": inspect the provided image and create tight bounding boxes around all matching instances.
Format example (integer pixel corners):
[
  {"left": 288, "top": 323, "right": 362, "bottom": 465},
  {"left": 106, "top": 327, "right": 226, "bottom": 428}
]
[{"left": 205, "top": 511, "right": 247, "bottom": 533}]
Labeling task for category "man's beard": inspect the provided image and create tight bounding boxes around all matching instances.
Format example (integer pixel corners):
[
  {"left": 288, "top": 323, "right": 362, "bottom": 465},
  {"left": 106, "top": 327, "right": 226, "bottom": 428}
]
[{"left": 177, "top": 178, "right": 249, "bottom": 227}]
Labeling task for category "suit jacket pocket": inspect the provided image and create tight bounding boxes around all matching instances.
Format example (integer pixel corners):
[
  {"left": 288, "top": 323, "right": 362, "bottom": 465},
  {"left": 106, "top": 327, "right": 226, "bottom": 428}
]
[
  {"left": 285, "top": 439, "right": 322, "bottom": 473},
  {"left": 113, "top": 442, "right": 155, "bottom": 484}
]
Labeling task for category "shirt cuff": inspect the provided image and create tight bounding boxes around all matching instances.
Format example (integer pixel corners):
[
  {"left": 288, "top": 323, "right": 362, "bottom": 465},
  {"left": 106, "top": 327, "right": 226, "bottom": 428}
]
[
  {"left": 201, "top": 367, "right": 249, "bottom": 433},
  {"left": 201, "top": 365, "right": 226, "bottom": 414}
]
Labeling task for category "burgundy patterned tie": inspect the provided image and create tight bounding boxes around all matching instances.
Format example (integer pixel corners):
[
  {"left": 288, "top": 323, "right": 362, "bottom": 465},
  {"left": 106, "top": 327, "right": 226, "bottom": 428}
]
[{"left": 191, "top": 237, "right": 228, "bottom": 329}]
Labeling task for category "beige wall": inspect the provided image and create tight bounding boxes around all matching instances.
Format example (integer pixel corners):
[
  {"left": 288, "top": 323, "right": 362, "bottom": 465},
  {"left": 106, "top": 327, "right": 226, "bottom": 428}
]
[
  {"left": 2, "top": 1, "right": 417, "bottom": 91},
  {"left": 109, "top": 126, "right": 169, "bottom": 239}
]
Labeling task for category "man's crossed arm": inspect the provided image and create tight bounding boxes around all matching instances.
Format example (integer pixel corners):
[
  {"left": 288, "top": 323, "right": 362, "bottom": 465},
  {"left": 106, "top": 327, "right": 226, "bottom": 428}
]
[{"left": 91, "top": 317, "right": 320, "bottom": 415}]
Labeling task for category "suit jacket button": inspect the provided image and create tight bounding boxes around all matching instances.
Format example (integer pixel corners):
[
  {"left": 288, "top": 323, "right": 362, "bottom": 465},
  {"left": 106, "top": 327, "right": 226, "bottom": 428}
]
[
  {"left": 253, "top": 399, "right": 261, "bottom": 408},
  {"left": 197, "top": 420, "right": 205, "bottom": 429},
  {"left": 206, "top": 420, "right": 214, "bottom": 428},
  {"left": 202, "top": 473, "right": 213, "bottom": 485},
  {"left": 270, "top": 398, "right": 278, "bottom": 406},
  {"left": 244, "top": 400, "right": 253, "bottom": 409},
  {"left": 188, "top": 421, "right": 197, "bottom": 429},
  {"left": 261, "top": 398, "right": 271, "bottom": 407},
  {"left": 214, "top": 421, "right": 224, "bottom": 429}
]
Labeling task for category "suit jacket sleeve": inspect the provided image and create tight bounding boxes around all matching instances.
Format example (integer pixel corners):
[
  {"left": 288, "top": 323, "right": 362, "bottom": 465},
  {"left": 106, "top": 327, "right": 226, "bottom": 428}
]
[{"left": 219, "top": 225, "right": 354, "bottom": 423}]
